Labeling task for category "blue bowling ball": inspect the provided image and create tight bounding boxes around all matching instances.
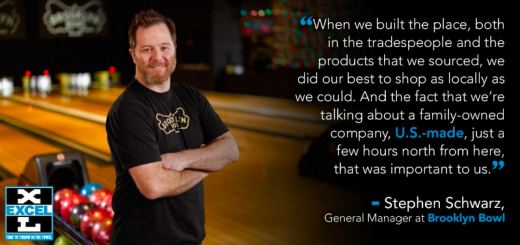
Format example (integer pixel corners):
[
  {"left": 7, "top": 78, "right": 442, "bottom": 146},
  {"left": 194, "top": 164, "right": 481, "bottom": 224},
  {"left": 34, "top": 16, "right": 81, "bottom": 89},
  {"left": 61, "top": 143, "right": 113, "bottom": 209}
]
[{"left": 79, "top": 183, "right": 103, "bottom": 198}]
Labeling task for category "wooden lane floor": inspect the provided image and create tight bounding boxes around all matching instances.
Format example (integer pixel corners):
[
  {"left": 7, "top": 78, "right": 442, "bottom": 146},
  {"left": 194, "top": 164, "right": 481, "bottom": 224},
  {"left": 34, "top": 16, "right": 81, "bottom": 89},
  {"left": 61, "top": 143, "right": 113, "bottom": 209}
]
[
  {"left": 0, "top": 123, "right": 115, "bottom": 189},
  {"left": 11, "top": 94, "right": 111, "bottom": 118},
  {"left": 0, "top": 99, "right": 111, "bottom": 160},
  {"left": 10, "top": 93, "right": 328, "bottom": 139},
  {"left": 203, "top": 127, "right": 364, "bottom": 244},
  {"left": 0, "top": 101, "right": 363, "bottom": 244}
]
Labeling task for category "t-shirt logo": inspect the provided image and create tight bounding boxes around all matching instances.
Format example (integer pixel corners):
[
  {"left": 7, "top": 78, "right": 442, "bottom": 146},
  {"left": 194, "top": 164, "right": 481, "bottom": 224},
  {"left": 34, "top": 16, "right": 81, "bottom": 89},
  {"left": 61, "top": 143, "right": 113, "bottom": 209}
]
[{"left": 156, "top": 107, "right": 190, "bottom": 134}]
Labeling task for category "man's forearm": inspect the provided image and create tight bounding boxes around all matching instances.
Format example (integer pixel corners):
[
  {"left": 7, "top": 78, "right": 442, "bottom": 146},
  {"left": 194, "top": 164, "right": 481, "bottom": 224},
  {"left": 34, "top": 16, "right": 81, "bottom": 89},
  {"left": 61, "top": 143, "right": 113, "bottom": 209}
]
[
  {"left": 157, "top": 168, "right": 208, "bottom": 197},
  {"left": 130, "top": 161, "right": 209, "bottom": 200},
  {"left": 162, "top": 132, "right": 239, "bottom": 172}
]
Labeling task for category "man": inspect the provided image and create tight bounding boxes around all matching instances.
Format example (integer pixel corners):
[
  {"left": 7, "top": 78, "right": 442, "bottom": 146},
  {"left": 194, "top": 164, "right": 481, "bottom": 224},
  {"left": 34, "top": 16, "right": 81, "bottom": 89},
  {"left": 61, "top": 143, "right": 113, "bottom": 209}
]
[{"left": 106, "top": 9, "right": 239, "bottom": 245}]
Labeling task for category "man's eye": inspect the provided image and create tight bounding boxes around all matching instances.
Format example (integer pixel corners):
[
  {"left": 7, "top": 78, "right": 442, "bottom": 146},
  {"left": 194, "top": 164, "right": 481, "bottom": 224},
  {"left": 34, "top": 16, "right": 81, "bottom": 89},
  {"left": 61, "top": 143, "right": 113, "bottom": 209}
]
[
  {"left": 143, "top": 48, "right": 151, "bottom": 52},
  {"left": 162, "top": 47, "right": 169, "bottom": 50}
]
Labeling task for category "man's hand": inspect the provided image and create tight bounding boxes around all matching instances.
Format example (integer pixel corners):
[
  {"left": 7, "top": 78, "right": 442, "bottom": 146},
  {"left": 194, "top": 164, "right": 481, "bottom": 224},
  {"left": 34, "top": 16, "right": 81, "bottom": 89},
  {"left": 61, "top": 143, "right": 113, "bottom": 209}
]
[{"left": 162, "top": 131, "right": 239, "bottom": 172}]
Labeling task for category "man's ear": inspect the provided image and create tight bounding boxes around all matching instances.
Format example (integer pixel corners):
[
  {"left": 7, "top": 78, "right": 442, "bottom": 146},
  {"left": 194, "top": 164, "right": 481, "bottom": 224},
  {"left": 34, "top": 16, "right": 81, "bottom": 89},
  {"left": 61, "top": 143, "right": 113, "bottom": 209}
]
[{"left": 129, "top": 48, "right": 136, "bottom": 64}]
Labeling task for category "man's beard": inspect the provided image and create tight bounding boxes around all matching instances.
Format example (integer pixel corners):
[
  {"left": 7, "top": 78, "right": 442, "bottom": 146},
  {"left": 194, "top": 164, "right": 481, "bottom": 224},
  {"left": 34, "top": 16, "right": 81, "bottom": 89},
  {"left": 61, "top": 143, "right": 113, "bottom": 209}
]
[{"left": 135, "top": 54, "right": 176, "bottom": 85}]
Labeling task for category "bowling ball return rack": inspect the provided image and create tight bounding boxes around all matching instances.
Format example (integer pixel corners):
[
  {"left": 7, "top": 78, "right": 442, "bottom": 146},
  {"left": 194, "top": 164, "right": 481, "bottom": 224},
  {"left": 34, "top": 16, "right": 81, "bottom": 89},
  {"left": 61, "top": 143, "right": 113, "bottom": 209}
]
[
  {"left": 53, "top": 214, "right": 93, "bottom": 245},
  {"left": 18, "top": 151, "right": 95, "bottom": 245}
]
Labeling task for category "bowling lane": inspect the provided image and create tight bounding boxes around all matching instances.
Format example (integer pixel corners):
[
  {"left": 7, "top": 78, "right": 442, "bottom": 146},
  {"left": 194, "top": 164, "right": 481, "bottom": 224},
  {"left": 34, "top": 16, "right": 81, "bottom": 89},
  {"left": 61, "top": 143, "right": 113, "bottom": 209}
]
[
  {"left": 0, "top": 123, "right": 62, "bottom": 176},
  {"left": 0, "top": 99, "right": 110, "bottom": 156},
  {"left": 0, "top": 123, "right": 115, "bottom": 188},
  {"left": 11, "top": 92, "right": 109, "bottom": 120},
  {"left": 203, "top": 90, "right": 329, "bottom": 122},
  {"left": 11, "top": 93, "right": 328, "bottom": 139},
  {"left": 12, "top": 93, "right": 111, "bottom": 116},
  {"left": 85, "top": 88, "right": 332, "bottom": 122},
  {"left": 215, "top": 110, "right": 326, "bottom": 139}
]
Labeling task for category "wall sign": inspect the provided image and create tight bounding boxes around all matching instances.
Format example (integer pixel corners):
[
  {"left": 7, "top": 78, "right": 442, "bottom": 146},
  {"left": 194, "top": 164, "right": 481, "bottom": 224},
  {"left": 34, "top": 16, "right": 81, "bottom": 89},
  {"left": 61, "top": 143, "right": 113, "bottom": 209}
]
[
  {"left": 0, "top": 0, "right": 25, "bottom": 39},
  {"left": 40, "top": 0, "right": 108, "bottom": 38}
]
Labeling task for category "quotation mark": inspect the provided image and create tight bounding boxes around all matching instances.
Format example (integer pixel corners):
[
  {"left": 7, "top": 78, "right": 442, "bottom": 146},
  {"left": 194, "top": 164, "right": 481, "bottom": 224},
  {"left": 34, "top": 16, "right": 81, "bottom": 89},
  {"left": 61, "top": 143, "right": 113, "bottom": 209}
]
[
  {"left": 300, "top": 16, "right": 313, "bottom": 26},
  {"left": 491, "top": 160, "right": 504, "bottom": 170}
]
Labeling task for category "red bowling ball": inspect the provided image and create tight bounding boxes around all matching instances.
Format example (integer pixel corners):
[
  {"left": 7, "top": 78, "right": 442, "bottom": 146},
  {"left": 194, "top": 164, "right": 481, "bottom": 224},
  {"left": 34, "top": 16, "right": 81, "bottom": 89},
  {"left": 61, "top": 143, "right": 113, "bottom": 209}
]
[
  {"left": 100, "top": 192, "right": 114, "bottom": 218},
  {"left": 60, "top": 194, "right": 87, "bottom": 223},
  {"left": 92, "top": 218, "right": 113, "bottom": 245},
  {"left": 54, "top": 188, "right": 77, "bottom": 212},
  {"left": 88, "top": 189, "right": 113, "bottom": 207},
  {"left": 80, "top": 208, "right": 110, "bottom": 239}
]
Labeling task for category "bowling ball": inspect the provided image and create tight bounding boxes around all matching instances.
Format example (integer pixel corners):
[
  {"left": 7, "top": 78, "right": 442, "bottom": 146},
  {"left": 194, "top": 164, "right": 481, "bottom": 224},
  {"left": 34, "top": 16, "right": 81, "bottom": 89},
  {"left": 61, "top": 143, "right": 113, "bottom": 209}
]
[
  {"left": 80, "top": 208, "right": 110, "bottom": 239},
  {"left": 54, "top": 188, "right": 77, "bottom": 212},
  {"left": 92, "top": 218, "right": 113, "bottom": 245},
  {"left": 79, "top": 182, "right": 103, "bottom": 198},
  {"left": 100, "top": 192, "right": 114, "bottom": 218},
  {"left": 70, "top": 202, "right": 96, "bottom": 228},
  {"left": 88, "top": 189, "right": 113, "bottom": 207},
  {"left": 60, "top": 194, "right": 87, "bottom": 223},
  {"left": 54, "top": 235, "right": 73, "bottom": 245}
]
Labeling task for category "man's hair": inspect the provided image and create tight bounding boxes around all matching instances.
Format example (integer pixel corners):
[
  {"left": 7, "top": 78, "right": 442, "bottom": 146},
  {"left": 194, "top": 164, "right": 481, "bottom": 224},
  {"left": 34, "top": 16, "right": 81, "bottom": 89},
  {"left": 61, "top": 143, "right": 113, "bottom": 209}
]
[{"left": 128, "top": 9, "right": 177, "bottom": 50}]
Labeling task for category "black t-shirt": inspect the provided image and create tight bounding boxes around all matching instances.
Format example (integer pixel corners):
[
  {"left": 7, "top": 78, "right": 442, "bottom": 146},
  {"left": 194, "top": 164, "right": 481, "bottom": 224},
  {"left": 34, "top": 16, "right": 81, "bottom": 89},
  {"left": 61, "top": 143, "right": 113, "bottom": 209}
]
[{"left": 106, "top": 79, "right": 229, "bottom": 245}]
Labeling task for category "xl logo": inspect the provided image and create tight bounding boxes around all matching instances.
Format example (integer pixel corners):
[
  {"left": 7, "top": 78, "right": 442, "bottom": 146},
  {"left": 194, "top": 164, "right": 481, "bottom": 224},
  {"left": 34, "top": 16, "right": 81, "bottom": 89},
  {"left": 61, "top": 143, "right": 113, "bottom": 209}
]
[
  {"left": 17, "top": 189, "right": 41, "bottom": 204},
  {"left": 5, "top": 187, "right": 54, "bottom": 241}
]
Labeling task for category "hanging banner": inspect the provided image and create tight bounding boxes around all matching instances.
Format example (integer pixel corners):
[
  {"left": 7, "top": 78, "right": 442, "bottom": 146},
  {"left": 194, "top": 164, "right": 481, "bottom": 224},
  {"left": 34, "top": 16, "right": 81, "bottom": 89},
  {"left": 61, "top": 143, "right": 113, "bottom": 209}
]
[
  {"left": 39, "top": 0, "right": 109, "bottom": 38},
  {"left": 0, "top": 0, "right": 26, "bottom": 39}
]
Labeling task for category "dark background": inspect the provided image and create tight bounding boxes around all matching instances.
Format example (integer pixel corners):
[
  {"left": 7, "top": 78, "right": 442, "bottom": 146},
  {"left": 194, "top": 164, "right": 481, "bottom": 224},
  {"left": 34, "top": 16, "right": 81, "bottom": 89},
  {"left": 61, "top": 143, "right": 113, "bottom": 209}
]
[{"left": 352, "top": 1, "right": 513, "bottom": 244}]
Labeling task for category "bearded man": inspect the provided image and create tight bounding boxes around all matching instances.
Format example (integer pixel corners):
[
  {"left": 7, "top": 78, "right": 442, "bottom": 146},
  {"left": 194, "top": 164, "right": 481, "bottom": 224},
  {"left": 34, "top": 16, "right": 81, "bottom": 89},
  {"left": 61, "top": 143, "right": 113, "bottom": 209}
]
[{"left": 106, "top": 9, "right": 239, "bottom": 245}]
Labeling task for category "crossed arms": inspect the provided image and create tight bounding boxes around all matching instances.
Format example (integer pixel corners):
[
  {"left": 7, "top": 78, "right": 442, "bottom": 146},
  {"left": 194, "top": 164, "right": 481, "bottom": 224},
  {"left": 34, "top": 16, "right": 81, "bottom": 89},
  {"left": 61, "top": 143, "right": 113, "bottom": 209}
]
[{"left": 129, "top": 131, "right": 239, "bottom": 200}]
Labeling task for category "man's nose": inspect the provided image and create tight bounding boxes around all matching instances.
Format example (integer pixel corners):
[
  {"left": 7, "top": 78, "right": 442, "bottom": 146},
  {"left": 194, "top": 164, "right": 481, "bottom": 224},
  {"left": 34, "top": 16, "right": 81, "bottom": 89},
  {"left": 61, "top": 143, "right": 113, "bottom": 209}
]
[{"left": 151, "top": 48, "right": 164, "bottom": 61}]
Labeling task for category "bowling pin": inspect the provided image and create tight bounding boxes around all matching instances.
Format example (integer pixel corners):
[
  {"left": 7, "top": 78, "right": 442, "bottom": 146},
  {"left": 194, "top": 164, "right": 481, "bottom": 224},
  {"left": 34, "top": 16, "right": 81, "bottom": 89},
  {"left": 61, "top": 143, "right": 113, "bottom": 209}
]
[
  {"left": 80, "top": 73, "right": 85, "bottom": 95},
  {"left": 77, "top": 73, "right": 83, "bottom": 95},
  {"left": 37, "top": 75, "right": 42, "bottom": 92},
  {"left": 3, "top": 78, "right": 9, "bottom": 97},
  {"left": 37, "top": 75, "right": 46, "bottom": 98},
  {"left": 43, "top": 75, "right": 51, "bottom": 94},
  {"left": 71, "top": 73, "right": 77, "bottom": 95},
  {"left": 83, "top": 73, "right": 88, "bottom": 95},
  {"left": 1, "top": 77, "right": 14, "bottom": 97},
  {"left": 48, "top": 75, "right": 52, "bottom": 93},
  {"left": 78, "top": 73, "right": 84, "bottom": 95},
  {"left": 30, "top": 76, "right": 36, "bottom": 91},
  {"left": 85, "top": 73, "right": 91, "bottom": 95},
  {"left": 86, "top": 73, "right": 91, "bottom": 87}
]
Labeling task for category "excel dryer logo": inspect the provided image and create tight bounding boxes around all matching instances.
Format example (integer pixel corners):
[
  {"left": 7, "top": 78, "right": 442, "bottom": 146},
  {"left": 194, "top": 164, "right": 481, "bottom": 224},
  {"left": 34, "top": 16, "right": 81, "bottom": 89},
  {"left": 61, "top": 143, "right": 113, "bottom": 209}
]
[
  {"left": 156, "top": 107, "right": 190, "bottom": 134},
  {"left": 42, "top": 0, "right": 107, "bottom": 37},
  {"left": 0, "top": 0, "right": 21, "bottom": 35},
  {"left": 5, "top": 187, "right": 54, "bottom": 241}
]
